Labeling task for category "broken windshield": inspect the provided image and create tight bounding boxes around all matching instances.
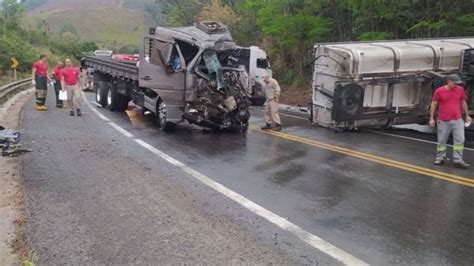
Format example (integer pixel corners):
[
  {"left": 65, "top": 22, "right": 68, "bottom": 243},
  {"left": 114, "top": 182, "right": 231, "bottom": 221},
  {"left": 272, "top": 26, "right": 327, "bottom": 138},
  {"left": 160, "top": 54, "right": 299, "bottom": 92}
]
[{"left": 202, "top": 50, "right": 224, "bottom": 90}]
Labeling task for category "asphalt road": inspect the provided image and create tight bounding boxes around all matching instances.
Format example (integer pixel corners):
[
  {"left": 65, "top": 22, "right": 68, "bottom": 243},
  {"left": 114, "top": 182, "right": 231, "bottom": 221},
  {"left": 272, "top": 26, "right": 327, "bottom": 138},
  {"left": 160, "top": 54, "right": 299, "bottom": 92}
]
[{"left": 20, "top": 92, "right": 474, "bottom": 264}]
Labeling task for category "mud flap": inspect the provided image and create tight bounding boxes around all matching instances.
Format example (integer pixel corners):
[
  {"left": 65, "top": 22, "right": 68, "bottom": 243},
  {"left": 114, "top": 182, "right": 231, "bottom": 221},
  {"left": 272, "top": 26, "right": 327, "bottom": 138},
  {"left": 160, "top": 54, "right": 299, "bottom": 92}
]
[{"left": 332, "top": 83, "right": 364, "bottom": 122}]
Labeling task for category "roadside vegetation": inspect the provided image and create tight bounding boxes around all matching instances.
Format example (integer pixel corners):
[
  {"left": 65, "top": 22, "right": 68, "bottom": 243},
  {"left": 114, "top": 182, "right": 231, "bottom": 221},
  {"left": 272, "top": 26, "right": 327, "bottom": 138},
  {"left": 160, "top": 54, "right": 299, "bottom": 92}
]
[
  {"left": 5, "top": 0, "right": 474, "bottom": 97},
  {"left": 146, "top": 0, "right": 474, "bottom": 88},
  {"left": 0, "top": 0, "right": 98, "bottom": 77}
]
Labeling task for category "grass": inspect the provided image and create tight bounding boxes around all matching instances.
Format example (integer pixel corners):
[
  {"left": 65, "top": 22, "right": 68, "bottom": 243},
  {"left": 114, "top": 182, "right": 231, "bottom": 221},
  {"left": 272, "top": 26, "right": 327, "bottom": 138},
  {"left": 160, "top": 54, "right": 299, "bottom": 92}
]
[
  {"left": 24, "top": 6, "right": 148, "bottom": 48},
  {"left": 0, "top": 72, "right": 30, "bottom": 87}
]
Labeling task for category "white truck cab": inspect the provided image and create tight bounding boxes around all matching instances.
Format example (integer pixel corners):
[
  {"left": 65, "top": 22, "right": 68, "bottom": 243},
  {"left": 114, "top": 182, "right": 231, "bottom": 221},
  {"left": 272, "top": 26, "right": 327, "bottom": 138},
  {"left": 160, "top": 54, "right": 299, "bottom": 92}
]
[{"left": 234, "top": 46, "right": 272, "bottom": 105}]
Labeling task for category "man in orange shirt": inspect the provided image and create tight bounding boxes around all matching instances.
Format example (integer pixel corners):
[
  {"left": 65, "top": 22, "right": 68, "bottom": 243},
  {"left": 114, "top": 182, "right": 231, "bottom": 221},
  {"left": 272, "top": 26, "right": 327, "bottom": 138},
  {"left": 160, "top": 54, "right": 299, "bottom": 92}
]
[
  {"left": 31, "top": 55, "right": 50, "bottom": 111},
  {"left": 51, "top": 61, "right": 64, "bottom": 108},
  {"left": 61, "top": 59, "right": 82, "bottom": 116}
]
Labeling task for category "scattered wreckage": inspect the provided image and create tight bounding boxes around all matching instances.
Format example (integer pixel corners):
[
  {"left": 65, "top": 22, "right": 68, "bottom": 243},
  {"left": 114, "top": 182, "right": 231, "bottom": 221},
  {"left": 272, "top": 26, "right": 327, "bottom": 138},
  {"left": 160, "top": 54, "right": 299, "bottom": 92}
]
[
  {"left": 84, "top": 21, "right": 251, "bottom": 131},
  {"left": 0, "top": 126, "right": 31, "bottom": 157}
]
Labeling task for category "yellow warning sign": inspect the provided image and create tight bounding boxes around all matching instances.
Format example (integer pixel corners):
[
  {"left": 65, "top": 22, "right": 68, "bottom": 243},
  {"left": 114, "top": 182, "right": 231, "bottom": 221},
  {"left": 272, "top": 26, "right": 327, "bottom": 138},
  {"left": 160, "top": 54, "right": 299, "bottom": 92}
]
[{"left": 10, "top": 57, "right": 19, "bottom": 69}]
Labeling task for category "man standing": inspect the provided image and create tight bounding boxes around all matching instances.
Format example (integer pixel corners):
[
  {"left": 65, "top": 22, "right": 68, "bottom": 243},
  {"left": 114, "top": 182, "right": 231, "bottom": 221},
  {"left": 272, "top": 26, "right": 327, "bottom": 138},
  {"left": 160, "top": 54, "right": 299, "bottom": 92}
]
[
  {"left": 261, "top": 74, "right": 282, "bottom": 131},
  {"left": 31, "top": 55, "right": 49, "bottom": 111},
  {"left": 430, "top": 74, "right": 472, "bottom": 169},
  {"left": 61, "top": 59, "right": 82, "bottom": 116},
  {"left": 51, "top": 61, "right": 64, "bottom": 108}
]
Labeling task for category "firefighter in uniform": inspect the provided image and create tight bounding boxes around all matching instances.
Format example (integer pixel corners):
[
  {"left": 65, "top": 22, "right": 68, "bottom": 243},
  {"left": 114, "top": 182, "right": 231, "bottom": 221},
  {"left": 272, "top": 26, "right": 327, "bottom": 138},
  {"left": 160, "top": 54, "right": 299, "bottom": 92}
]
[
  {"left": 51, "top": 61, "right": 64, "bottom": 108},
  {"left": 31, "top": 55, "right": 50, "bottom": 110},
  {"left": 261, "top": 74, "right": 282, "bottom": 131}
]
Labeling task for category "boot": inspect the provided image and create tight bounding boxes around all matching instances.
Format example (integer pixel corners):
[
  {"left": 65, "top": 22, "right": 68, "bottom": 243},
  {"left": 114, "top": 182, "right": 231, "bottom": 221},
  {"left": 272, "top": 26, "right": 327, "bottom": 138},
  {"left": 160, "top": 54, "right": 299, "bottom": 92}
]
[
  {"left": 261, "top": 123, "right": 272, "bottom": 130},
  {"left": 70, "top": 110, "right": 75, "bottom": 116},
  {"left": 453, "top": 161, "right": 470, "bottom": 169},
  {"left": 76, "top": 109, "right": 82, "bottom": 117},
  {"left": 273, "top": 124, "right": 282, "bottom": 131}
]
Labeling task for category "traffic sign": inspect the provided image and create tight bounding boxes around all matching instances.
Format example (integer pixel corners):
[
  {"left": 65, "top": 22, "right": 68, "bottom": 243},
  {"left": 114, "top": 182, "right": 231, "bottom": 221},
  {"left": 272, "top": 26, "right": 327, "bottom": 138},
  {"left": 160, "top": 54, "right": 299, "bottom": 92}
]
[{"left": 10, "top": 57, "right": 19, "bottom": 69}]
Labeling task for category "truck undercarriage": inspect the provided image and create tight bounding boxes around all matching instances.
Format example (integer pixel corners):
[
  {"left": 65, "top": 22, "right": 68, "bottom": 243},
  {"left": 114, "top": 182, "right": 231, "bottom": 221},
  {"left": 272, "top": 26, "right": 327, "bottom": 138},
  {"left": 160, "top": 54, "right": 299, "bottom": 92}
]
[{"left": 311, "top": 38, "right": 474, "bottom": 131}]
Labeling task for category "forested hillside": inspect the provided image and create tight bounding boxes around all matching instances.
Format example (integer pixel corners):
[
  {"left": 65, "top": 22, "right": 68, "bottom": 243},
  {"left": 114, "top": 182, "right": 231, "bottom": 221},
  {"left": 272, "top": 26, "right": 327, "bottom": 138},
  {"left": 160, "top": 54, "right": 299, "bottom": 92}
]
[
  {"left": 3, "top": 0, "right": 474, "bottom": 89},
  {"left": 0, "top": 0, "right": 98, "bottom": 73},
  {"left": 146, "top": 0, "right": 474, "bottom": 85}
]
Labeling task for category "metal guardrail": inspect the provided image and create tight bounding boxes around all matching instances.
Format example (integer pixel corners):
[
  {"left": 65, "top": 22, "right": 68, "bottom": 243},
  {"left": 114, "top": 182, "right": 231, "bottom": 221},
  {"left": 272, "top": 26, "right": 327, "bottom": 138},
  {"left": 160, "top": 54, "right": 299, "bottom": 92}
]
[{"left": 0, "top": 78, "right": 32, "bottom": 105}]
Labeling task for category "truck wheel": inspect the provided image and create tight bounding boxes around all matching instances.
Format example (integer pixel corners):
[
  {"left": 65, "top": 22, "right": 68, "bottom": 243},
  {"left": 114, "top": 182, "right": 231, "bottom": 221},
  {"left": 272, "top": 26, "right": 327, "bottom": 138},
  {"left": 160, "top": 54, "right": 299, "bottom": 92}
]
[
  {"left": 114, "top": 95, "right": 130, "bottom": 112},
  {"left": 107, "top": 83, "right": 121, "bottom": 111},
  {"left": 155, "top": 101, "right": 176, "bottom": 131},
  {"left": 162, "top": 122, "right": 176, "bottom": 131},
  {"left": 251, "top": 98, "right": 266, "bottom": 106},
  {"left": 95, "top": 81, "right": 108, "bottom": 107}
]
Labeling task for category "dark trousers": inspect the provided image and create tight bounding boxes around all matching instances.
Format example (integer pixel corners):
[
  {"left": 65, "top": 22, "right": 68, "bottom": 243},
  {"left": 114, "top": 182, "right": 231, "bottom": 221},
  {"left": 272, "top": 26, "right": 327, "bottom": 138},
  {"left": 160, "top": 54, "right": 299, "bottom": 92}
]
[
  {"left": 35, "top": 76, "right": 48, "bottom": 106},
  {"left": 53, "top": 80, "right": 63, "bottom": 107}
]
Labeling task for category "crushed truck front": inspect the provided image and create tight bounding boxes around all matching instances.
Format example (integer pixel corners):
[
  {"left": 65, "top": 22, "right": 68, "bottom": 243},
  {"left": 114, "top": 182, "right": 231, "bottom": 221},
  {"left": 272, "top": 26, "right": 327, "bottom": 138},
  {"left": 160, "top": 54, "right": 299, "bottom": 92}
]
[{"left": 138, "top": 21, "right": 250, "bottom": 131}]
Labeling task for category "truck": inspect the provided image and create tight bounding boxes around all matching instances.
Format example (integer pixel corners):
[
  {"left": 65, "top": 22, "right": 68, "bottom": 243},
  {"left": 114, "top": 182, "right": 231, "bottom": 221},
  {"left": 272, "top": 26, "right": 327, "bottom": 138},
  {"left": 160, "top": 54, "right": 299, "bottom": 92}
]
[
  {"left": 233, "top": 46, "right": 272, "bottom": 106},
  {"left": 311, "top": 38, "right": 474, "bottom": 131},
  {"left": 83, "top": 21, "right": 251, "bottom": 131}
]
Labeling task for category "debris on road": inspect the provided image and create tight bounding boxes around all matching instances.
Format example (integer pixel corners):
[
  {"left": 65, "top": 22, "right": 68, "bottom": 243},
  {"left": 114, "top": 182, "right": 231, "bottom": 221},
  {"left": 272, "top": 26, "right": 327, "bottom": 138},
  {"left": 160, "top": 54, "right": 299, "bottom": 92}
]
[{"left": 0, "top": 127, "right": 31, "bottom": 157}]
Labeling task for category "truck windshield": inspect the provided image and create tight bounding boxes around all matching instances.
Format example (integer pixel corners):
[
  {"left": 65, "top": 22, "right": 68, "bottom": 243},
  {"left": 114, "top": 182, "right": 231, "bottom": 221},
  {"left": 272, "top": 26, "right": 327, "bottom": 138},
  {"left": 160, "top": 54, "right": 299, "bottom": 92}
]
[
  {"left": 257, "top": 58, "right": 270, "bottom": 69},
  {"left": 202, "top": 50, "right": 224, "bottom": 89}
]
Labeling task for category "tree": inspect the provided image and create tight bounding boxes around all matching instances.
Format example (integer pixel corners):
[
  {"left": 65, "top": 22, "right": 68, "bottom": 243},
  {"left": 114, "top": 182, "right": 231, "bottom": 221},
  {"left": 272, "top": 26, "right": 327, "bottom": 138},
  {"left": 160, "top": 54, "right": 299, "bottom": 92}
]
[
  {"left": 59, "top": 22, "right": 77, "bottom": 35},
  {"left": 144, "top": 0, "right": 171, "bottom": 25},
  {"left": 0, "top": 33, "right": 36, "bottom": 72},
  {"left": 198, "top": 0, "right": 240, "bottom": 26},
  {"left": 255, "top": 0, "right": 331, "bottom": 84},
  {"left": 167, "top": 0, "right": 203, "bottom": 26}
]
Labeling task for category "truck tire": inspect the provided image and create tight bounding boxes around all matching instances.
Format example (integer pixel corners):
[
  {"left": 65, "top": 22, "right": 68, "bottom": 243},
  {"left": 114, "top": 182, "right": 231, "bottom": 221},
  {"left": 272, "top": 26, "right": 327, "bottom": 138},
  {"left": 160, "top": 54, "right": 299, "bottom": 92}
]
[
  {"left": 107, "top": 83, "right": 122, "bottom": 111},
  {"left": 95, "top": 81, "right": 109, "bottom": 107},
  {"left": 155, "top": 101, "right": 176, "bottom": 131},
  {"left": 117, "top": 95, "right": 131, "bottom": 112},
  {"left": 251, "top": 98, "right": 266, "bottom": 106}
]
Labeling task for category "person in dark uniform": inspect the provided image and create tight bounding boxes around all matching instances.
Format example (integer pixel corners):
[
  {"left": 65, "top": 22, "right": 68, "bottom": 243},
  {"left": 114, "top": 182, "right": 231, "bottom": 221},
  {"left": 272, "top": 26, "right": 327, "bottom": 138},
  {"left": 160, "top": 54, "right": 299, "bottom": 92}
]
[
  {"left": 31, "top": 55, "right": 50, "bottom": 111},
  {"left": 51, "top": 61, "right": 64, "bottom": 108}
]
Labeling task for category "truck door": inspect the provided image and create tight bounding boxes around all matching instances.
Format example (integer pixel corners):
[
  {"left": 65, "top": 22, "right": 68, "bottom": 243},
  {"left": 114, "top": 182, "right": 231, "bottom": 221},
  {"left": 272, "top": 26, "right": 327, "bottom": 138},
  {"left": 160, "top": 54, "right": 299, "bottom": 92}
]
[{"left": 139, "top": 37, "right": 186, "bottom": 118}]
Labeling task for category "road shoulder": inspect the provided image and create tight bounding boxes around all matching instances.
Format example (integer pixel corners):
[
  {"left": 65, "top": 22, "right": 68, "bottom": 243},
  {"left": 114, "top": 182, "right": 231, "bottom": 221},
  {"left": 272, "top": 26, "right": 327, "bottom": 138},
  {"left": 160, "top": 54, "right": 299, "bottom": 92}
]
[{"left": 0, "top": 89, "right": 34, "bottom": 265}]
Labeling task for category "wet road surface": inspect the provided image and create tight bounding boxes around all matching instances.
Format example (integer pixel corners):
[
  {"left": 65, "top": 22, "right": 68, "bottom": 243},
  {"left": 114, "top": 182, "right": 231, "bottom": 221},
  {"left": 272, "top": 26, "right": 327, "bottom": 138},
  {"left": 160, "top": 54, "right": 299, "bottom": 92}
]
[{"left": 21, "top": 92, "right": 474, "bottom": 264}]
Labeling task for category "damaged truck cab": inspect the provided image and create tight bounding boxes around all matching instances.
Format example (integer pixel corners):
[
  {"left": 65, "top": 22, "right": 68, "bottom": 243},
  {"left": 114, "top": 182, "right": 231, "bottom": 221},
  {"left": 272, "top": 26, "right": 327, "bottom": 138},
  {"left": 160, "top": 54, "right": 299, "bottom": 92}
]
[
  {"left": 138, "top": 21, "right": 250, "bottom": 130},
  {"left": 87, "top": 21, "right": 250, "bottom": 131},
  {"left": 311, "top": 38, "right": 474, "bottom": 130}
]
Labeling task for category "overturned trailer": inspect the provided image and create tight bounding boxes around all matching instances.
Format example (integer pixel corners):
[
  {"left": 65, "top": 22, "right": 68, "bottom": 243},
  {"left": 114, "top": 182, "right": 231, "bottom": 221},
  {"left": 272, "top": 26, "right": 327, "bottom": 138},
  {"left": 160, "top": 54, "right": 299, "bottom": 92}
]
[{"left": 311, "top": 38, "right": 474, "bottom": 130}]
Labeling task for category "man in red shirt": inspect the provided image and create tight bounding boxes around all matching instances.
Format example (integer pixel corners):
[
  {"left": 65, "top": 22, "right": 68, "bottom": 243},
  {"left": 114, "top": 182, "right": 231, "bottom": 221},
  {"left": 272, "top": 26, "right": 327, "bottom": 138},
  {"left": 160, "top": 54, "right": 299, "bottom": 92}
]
[
  {"left": 51, "top": 61, "right": 64, "bottom": 108},
  {"left": 61, "top": 59, "right": 82, "bottom": 116},
  {"left": 430, "top": 74, "right": 472, "bottom": 169},
  {"left": 31, "top": 55, "right": 50, "bottom": 111}
]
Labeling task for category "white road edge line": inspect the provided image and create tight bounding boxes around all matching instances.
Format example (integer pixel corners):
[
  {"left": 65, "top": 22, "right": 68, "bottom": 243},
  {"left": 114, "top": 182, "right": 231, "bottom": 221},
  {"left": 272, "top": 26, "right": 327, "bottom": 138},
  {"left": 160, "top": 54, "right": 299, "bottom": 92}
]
[
  {"left": 83, "top": 99, "right": 110, "bottom": 122},
  {"left": 84, "top": 94, "right": 367, "bottom": 265},
  {"left": 369, "top": 130, "right": 474, "bottom": 152},
  {"left": 109, "top": 122, "right": 134, "bottom": 138}
]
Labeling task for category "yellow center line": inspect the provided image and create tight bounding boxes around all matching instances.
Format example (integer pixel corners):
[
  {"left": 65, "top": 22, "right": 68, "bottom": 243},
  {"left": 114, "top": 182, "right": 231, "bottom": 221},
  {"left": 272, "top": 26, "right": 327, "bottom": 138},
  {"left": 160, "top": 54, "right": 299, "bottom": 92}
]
[{"left": 249, "top": 125, "right": 474, "bottom": 188}]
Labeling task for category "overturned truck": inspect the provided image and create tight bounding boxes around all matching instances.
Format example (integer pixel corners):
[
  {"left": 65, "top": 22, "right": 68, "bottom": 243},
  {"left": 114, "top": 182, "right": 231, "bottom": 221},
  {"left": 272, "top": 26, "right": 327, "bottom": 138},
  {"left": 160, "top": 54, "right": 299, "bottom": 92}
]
[
  {"left": 311, "top": 38, "right": 474, "bottom": 130},
  {"left": 84, "top": 21, "right": 250, "bottom": 131}
]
